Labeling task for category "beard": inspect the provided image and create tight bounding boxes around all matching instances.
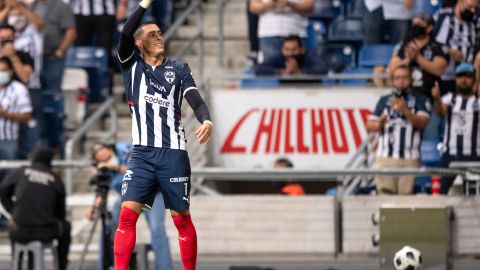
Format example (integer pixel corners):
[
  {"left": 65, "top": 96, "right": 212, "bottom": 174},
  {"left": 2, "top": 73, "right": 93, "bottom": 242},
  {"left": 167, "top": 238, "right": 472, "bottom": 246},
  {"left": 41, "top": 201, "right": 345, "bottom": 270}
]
[{"left": 457, "top": 86, "right": 473, "bottom": 95}]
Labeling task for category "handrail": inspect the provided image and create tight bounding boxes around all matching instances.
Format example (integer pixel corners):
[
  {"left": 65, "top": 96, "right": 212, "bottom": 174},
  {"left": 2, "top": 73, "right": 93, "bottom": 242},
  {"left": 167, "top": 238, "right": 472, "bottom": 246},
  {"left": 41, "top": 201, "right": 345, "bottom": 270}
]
[
  {"left": 0, "top": 160, "right": 92, "bottom": 169},
  {"left": 191, "top": 167, "right": 466, "bottom": 180},
  {"left": 217, "top": 0, "right": 232, "bottom": 66},
  {"left": 64, "top": 97, "right": 117, "bottom": 194},
  {"left": 164, "top": 0, "right": 204, "bottom": 78},
  {"left": 208, "top": 72, "right": 391, "bottom": 81}
]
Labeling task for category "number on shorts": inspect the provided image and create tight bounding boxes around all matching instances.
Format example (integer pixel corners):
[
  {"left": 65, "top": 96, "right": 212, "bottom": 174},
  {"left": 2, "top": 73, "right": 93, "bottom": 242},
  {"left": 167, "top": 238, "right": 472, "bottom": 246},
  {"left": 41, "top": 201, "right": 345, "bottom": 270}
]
[{"left": 184, "top": 183, "right": 188, "bottom": 196}]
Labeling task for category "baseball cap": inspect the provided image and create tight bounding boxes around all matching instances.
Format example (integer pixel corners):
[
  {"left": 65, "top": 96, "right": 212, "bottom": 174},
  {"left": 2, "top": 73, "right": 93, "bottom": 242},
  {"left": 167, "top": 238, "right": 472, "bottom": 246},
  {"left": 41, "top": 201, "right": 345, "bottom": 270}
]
[{"left": 455, "top": 63, "right": 475, "bottom": 76}]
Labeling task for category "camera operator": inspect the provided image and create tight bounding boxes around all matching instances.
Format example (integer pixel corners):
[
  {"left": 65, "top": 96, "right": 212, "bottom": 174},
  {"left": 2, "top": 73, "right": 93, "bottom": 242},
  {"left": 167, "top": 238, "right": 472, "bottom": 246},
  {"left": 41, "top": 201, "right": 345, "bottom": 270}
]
[
  {"left": 0, "top": 146, "right": 70, "bottom": 270},
  {"left": 87, "top": 142, "right": 172, "bottom": 270}
]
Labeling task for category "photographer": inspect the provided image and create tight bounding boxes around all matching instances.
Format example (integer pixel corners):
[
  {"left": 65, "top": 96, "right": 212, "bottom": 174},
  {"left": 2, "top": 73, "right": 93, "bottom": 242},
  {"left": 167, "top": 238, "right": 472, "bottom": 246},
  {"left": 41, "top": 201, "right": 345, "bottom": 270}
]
[
  {"left": 0, "top": 146, "right": 70, "bottom": 270},
  {"left": 366, "top": 65, "right": 431, "bottom": 195},
  {"left": 87, "top": 142, "right": 172, "bottom": 270}
]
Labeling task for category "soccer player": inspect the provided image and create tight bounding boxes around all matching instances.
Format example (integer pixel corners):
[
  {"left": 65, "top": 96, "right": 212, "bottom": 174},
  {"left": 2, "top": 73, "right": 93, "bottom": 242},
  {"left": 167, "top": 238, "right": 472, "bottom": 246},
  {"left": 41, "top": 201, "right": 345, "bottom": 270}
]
[{"left": 113, "top": 0, "right": 213, "bottom": 269}]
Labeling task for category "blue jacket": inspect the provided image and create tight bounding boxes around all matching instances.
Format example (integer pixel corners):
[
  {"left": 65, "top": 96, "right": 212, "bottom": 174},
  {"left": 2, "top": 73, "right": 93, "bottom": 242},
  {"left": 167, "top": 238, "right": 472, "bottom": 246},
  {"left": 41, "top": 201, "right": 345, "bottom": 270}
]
[{"left": 254, "top": 49, "right": 329, "bottom": 75}]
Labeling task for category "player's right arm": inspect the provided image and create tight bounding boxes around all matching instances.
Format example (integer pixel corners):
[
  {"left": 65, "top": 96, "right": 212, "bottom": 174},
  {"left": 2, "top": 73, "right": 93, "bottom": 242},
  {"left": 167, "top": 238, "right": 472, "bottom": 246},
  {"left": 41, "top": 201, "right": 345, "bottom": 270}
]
[{"left": 117, "top": 0, "right": 152, "bottom": 63}]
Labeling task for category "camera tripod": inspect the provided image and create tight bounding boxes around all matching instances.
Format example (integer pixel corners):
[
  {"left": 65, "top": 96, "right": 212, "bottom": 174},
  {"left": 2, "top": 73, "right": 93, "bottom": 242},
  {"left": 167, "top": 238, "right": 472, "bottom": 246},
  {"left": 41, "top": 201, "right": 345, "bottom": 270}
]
[{"left": 76, "top": 185, "right": 113, "bottom": 270}]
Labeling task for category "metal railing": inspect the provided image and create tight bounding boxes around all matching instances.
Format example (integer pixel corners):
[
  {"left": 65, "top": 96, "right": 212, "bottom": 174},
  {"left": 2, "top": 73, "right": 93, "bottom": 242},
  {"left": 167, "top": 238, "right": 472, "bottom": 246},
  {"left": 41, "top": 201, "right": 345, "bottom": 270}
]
[
  {"left": 64, "top": 97, "right": 117, "bottom": 194},
  {"left": 165, "top": 0, "right": 204, "bottom": 78},
  {"left": 217, "top": 0, "right": 233, "bottom": 66}
]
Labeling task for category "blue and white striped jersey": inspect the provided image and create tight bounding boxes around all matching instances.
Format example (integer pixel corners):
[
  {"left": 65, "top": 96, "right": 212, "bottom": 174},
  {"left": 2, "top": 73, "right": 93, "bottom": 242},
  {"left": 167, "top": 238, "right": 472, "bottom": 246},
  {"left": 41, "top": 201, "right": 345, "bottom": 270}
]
[
  {"left": 369, "top": 92, "right": 431, "bottom": 160},
  {"left": 119, "top": 53, "right": 196, "bottom": 150},
  {"left": 441, "top": 93, "right": 480, "bottom": 157}
]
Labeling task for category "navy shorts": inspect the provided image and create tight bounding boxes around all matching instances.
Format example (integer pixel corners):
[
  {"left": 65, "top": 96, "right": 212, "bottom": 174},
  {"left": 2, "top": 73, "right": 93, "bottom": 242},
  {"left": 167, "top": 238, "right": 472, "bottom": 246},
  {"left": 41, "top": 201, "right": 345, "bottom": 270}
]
[{"left": 121, "top": 146, "right": 191, "bottom": 210}]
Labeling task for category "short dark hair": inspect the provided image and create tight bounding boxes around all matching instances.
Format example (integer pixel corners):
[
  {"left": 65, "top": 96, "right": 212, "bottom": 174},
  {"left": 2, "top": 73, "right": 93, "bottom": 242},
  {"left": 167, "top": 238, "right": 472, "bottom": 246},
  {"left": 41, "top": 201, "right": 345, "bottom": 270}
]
[
  {"left": 0, "top": 56, "right": 14, "bottom": 70},
  {"left": 283, "top": 35, "right": 303, "bottom": 48},
  {"left": 134, "top": 22, "right": 161, "bottom": 39},
  {"left": 274, "top": 158, "right": 294, "bottom": 168},
  {"left": 0, "top": 24, "right": 15, "bottom": 34},
  {"left": 392, "top": 64, "right": 411, "bottom": 76}
]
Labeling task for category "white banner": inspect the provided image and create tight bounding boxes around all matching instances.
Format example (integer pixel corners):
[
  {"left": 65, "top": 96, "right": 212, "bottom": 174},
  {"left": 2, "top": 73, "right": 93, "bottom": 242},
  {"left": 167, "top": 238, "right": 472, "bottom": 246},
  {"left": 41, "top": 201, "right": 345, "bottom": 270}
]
[{"left": 211, "top": 88, "right": 388, "bottom": 168}]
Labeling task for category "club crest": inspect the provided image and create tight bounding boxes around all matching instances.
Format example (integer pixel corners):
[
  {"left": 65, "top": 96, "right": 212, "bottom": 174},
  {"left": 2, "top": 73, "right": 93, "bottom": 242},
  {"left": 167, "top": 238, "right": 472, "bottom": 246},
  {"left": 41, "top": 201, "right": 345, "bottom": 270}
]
[{"left": 164, "top": 70, "right": 175, "bottom": 84}]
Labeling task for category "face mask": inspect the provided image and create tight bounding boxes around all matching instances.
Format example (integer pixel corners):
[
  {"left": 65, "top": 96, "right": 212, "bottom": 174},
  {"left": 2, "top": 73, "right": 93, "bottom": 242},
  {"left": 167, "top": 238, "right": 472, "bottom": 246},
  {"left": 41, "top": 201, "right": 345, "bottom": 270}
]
[
  {"left": 457, "top": 85, "right": 473, "bottom": 95},
  {"left": 8, "top": 15, "right": 28, "bottom": 32},
  {"left": 410, "top": 24, "right": 427, "bottom": 39},
  {"left": 0, "top": 71, "right": 11, "bottom": 86},
  {"left": 460, "top": 9, "right": 475, "bottom": 22},
  {"left": 108, "top": 156, "right": 119, "bottom": 166}
]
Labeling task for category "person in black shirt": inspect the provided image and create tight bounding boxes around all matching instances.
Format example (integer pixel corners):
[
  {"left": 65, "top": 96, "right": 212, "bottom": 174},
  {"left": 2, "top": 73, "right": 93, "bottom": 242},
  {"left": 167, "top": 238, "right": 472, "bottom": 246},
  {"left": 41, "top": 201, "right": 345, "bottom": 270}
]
[
  {"left": 389, "top": 12, "right": 448, "bottom": 141},
  {"left": 389, "top": 12, "right": 449, "bottom": 100},
  {"left": 0, "top": 146, "right": 70, "bottom": 270}
]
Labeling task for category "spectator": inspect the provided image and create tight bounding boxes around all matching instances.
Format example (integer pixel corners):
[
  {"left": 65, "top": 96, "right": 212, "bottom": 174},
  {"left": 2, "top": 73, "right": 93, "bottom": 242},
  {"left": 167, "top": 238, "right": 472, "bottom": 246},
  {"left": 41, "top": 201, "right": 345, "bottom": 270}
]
[
  {"left": 0, "top": 146, "right": 70, "bottom": 270},
  {"left": 367, "top": 65, "right": 431, "bottom": 195},
  {"left": 31, "top": 0, "right": 76, "bottom": 153},
  {"left": 434, "top": 0, "right": 478, "bottom": 95},
  {"left": 0, "top": 56, "right": 32, "bottom": 174},
  {"left": 254, "top": 35, "right": 328, "bottom": 76},
  {"left": 249, "top": 0, "right": 314, "bottom": 62},
  {"left": 246, "top": 0, "right": 259, "bottom": 66},
  {"left": 0, "top": 25, "right": 33, "bottom": 85},
  {"left": 1, "top": 1, "right": 44, "bottom": 158},
  {"left": 389, "top": 12, "right": 449, "bottom": 141},
  {"left": 273, "top": 158, "right": 305, "bottom": 196},
  {"left": 363, "top": 0, "right": 413, "bottom": 44},
  {"left": 431, "top": 63, "right": 480, "bottom": 195},
  {"left": 86, "top": 142, "right": 173, "bottom": 270}
]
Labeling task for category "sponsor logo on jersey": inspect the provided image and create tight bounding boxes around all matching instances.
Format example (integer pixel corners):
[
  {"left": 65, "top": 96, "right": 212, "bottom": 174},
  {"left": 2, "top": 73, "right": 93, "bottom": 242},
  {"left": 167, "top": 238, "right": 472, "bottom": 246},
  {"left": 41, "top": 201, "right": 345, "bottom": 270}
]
[
  {"left": 123, "top": 170, "right": 133, "bottom": 181},
  {"left": 164, "top": 70, "right": 175, "bottom": 84},
  {"left": 149, "top": 79, "right": 167, "bottom": 93},
  {"left": 170, "top": 177, "right": 189, "bottom": 182},
  {"left": 144, "top": 93, "right": 170, "bottom": 108}
]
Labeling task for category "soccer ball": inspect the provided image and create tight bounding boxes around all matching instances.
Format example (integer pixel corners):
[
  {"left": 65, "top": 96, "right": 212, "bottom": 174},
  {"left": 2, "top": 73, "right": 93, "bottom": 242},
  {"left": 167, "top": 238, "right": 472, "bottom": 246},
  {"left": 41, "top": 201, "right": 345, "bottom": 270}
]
[{"left": 393, "top": 246, "right": 422, "bottom": 270}]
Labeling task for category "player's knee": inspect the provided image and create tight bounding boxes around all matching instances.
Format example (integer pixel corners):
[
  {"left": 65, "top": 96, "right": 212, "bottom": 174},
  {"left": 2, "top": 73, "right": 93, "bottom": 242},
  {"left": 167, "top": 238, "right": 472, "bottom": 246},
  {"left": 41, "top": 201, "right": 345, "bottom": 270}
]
[
  {"left": 118, "top": 207, "right": 140, "bottom": 230},
  {"left": 121, "top": 201, "right": 143, "bottom": 214},
  {"left": 170, "top": 209, "right": 190, "bottom": 217}
]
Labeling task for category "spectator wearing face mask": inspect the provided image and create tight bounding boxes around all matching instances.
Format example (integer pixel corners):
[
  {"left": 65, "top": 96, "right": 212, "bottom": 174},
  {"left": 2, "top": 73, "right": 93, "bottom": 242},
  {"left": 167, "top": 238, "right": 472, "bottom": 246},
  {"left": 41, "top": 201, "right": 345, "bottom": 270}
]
[
  {"left": 389, "top": 13, "right": 449, "bottom": 141},
  {"left": 0, "top": 0, "right": 44, "bottom": 158},
  {"left": 0, "top": 56, "right": 32, "bottom": 177},
  {"left": 254, "top": 35, "right": 328, "bottom": 76},
  {"left": 434, "top": 0, "right": 478, "bottom": 95}
]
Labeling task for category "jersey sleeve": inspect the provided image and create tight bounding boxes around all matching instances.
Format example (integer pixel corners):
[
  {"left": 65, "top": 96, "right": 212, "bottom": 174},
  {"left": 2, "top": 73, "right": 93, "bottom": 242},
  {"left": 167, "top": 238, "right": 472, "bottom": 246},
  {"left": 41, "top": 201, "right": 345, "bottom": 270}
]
[
  {"left": 14, "top": 83, "right": 32, "bottom": 114},
  {"left": 117, "top": 6, "right": 146, "bottom": 69},
  {"left": 415, "top": 95, "right": 431, "bottom": 117},
  {"left": 369, "top": 96, "right": 387, "bottom": 120},
  {"left": 180, "top": 63, "right": 197, "bottom": 97}
]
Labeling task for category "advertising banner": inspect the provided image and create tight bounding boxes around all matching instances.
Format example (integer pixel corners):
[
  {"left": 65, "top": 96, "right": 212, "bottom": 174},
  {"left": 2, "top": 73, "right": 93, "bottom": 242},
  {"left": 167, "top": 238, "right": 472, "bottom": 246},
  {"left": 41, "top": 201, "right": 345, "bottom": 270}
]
[{"left": 211, "top": 88, "right": 387, "bottom": 168}]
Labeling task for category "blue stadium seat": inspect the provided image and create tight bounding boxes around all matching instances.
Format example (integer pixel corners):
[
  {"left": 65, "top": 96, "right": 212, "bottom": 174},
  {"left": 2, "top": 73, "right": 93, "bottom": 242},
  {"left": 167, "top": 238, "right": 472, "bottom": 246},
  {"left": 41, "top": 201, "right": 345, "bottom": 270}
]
[
  {"left": 328, "top": 17, "right": 363, "bottom": 42},
  {"left": 415, "top": 140, "right": 441, "bottom": 194},
  {"left": 317, "top": 43, "right": 356, "bottom": 72},
  {"left": 411, "top": 0, "right": 440, "bottom": 15},
  {"left": 65, "top": 46, "right": 110, "bottom": 102},
  {"left": 306, "top": 19, "right": 327, "bottom": 49},
  {"left": 345, "top": 0, "right": 364, "bottom": 19},
  {"left": 339, "top": 67, "right": 372, "bottom": 86},
  {"left": 358, "top": 44, "right": 395, "bottom": 67},
  {"left": 310, "top": 0, "right": 342, "bottom": 19},
  {"left": 240, "top": 68, "right": 279, "bottom": 89}
]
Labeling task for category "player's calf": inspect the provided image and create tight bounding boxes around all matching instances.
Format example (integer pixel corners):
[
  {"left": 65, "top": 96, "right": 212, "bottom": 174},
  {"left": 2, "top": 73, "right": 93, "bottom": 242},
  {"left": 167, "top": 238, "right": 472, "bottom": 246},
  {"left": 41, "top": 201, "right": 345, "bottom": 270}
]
[
  {"left": 114, "top": 207, "right": 140, "bottom": 270},
  {"left": 173, "top": 213, "right": 197, "bottom": 270}
]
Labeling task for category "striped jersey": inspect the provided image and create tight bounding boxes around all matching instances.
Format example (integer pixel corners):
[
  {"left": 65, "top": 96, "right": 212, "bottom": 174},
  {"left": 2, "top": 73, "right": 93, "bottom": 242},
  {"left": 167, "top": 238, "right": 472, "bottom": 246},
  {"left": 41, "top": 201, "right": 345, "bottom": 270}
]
[
  {"left": 434, "top": 8, "right": 478, "bottom": 80},
  {"left": 119, "top": 53, "right": 196, "bottom": 150},
  {"left": 70, "top": 0, "right": 115, "bottom": 16},
  {"left": 369, "top": 91, "right": 431, "bottom": 160},
  {"left": 0, "top": 81, "right": 32, "bottom": 140},
  {"left": 441, "top": 93, "right": 480, "bottom": 156}
]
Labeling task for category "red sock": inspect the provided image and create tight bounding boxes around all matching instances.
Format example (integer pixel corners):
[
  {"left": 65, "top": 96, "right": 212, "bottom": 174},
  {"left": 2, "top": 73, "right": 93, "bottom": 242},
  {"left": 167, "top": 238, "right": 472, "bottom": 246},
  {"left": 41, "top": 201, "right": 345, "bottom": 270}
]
[
  {"left": 114, "top": 207, "right": 139, "bottom": 270},
  {"left": 173, "top": 214, "right": 198, "bottom": 270}
]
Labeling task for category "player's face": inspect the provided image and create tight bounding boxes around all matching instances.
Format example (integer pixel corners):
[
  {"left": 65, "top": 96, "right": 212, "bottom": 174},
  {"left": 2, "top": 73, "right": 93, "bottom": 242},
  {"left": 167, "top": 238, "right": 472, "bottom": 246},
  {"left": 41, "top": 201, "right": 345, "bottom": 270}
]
[{"left": 138, "top": 24, "right": 164, "bottom": 57}]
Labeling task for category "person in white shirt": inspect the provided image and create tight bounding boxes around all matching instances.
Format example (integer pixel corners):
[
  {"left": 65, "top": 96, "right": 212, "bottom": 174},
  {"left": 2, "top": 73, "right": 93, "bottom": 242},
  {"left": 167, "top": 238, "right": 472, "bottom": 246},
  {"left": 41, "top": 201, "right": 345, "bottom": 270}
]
[
  {"left": 249, "top": 0, "right": 314, "bottom": 62},
  {"left": 363, "top": 0, "right": 414, "bottom": 44}
]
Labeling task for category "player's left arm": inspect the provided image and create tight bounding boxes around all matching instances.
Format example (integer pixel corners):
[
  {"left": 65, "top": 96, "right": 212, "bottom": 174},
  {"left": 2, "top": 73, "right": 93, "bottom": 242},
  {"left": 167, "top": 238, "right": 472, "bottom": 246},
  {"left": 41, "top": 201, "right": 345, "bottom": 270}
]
[{"left": 182, "top": 64, "right": 212, "bottom": 144}]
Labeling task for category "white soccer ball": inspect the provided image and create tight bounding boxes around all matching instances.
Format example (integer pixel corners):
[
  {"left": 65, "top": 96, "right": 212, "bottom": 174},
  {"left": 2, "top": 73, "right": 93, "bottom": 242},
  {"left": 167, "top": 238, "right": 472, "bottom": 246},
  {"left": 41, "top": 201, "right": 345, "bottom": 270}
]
[{"left": 393, "top": 245, "right": 422, "bottom": 270}]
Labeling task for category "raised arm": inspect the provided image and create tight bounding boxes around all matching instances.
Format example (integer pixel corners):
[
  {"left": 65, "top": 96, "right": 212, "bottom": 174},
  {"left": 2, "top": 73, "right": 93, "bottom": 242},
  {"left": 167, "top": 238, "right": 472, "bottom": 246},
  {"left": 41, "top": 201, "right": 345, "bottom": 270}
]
[{"left": 118, "top": 0, "right": 151, "bottom": 62}]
